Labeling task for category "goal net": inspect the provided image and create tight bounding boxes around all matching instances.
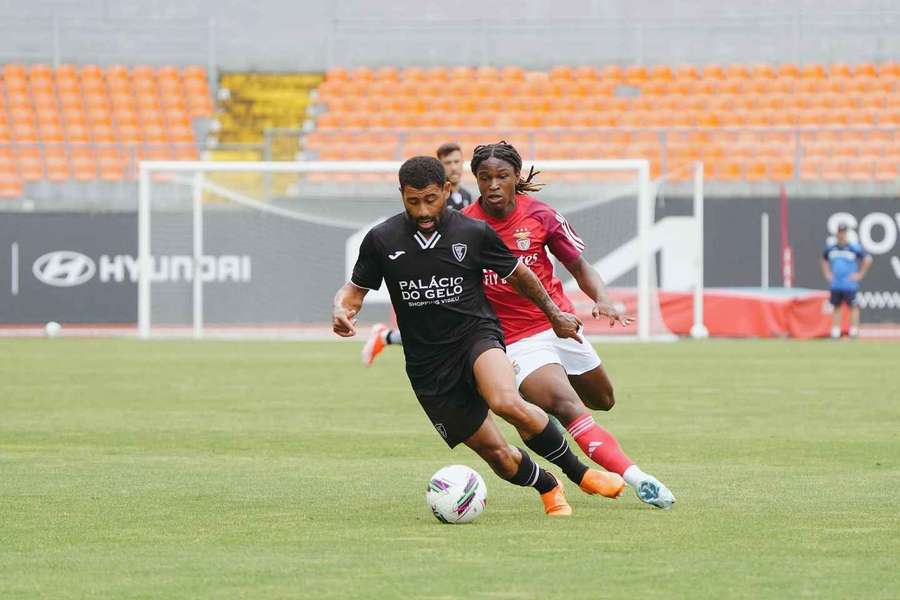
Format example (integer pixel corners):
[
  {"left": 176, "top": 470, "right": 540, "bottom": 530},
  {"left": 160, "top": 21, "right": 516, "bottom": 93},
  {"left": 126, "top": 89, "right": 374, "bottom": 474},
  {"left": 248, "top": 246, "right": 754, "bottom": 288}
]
[{"left": 137, "top": 160, "right": 704, "bottom": 340}]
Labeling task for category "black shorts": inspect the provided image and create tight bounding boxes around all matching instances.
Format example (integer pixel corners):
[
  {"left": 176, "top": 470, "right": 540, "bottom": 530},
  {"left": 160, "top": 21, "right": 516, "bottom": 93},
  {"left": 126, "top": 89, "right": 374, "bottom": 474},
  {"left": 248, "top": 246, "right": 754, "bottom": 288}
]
[
  {"left": 413, "top": 335, "right": 504, "bottom": 448},
  {"left": 830, "top": 289, "right": 858, "bottom": 307}
]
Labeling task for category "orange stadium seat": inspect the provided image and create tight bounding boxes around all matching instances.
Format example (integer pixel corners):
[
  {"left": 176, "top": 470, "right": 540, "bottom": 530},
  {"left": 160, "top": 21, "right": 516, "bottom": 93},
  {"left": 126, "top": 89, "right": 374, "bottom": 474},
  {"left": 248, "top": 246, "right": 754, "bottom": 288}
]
[
  {"left": 649, "top": 65, "right": 673, "bottom": 81},
  {"left": 66, "top": 123, "right": 90, "bottom": 143},
  {"left": 725, "top": 64, "right": 750, "bottom": 79},
  {"left": 8, "top": 60, "right": 217, "bottom": 184},
  {"left": 717, "top": 158, "right": 743, "bottom": 181},
  {"left": 769, "top": 158, "right": 795, "bottom": 181},
  {"left": 0, "top": 173, "right": 23, "bottom": 198},
  {"left": 846, "top": 157, "right": 875, "bottom": 181},
  {"left": 798, "top": 157, "right": 822, "bottom": 180},
  {"left": 572, "top": 65, "right": 599, "bottom": 81},
  {"left": 751, "top": 63, "right": 777, "bottom": 79},
  {"left": 745, "top": 158, "right": 769, "bottom": 181},
  {"left": 873, "top": 157, "right": 898, "bottom": 181},
  {"left": 18, "top": 147, "right": 43, "bottom": 181},
  {"left": 829, "top": 63, "right": 853, "bottom": 78},
  {"left": 624, "top": 65, "right": 648, "bottom": 85},
  {"left": 800, "top": 63, "right": 826, "bottom": 79},
  {"left": 821, "top": 157, "right": 847, "bottom": 181},
  {"left": 98, "top": 151, "right": 126, "bottom": 181},
  {"left": 673, "top": 64, "right": 699, "bottom": 80},
  {"left": 701, "top": 64, "right": 725, "bottom": 80},
  {"left": 40, "top": 122, "right": 64, "bottom": 143}
]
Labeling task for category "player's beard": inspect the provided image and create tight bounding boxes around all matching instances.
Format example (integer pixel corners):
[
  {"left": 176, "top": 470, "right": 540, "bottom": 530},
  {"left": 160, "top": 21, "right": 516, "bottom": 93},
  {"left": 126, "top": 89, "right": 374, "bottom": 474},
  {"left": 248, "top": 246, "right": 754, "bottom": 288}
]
[{"left": 416, "top": 213, "right": 440, "bottom": 234}]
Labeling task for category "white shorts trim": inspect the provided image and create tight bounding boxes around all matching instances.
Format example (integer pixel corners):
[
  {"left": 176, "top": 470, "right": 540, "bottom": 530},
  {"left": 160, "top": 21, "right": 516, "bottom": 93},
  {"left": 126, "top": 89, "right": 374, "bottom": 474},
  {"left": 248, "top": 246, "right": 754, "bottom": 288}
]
[{"left": 505, "top": 327, "right": 602, "bottom": 389}]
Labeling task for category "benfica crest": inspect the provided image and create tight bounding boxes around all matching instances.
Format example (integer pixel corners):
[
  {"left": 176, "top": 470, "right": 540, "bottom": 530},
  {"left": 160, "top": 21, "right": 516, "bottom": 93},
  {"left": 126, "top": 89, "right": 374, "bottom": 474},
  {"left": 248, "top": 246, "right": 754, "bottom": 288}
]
[
  {"left": 513, "top": 228, "right": 531, "bottom": 251},
  {"left": 452, "top": 243, "right": 467, "bottom": 262}
]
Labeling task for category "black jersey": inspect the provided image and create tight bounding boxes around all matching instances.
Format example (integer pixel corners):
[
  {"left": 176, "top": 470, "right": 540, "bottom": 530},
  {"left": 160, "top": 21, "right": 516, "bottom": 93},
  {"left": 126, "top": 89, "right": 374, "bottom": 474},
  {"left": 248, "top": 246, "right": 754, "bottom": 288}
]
[
  {"left": 352, "top": 208, "right": 520, "bottom": 395},
  {"left": 448, "top": 186, "right": 473, "bottom": 210}
]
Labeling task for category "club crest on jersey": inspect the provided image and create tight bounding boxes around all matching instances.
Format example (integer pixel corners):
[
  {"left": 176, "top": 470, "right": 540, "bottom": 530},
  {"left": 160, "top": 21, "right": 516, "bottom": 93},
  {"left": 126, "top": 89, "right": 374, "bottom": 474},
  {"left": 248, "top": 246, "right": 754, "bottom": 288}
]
[
  {"left": 452, "top": 243, "right": 467, "bottom": 262},
  {"left": 513, "top": 227, "right": 531, "bottom": 251}
]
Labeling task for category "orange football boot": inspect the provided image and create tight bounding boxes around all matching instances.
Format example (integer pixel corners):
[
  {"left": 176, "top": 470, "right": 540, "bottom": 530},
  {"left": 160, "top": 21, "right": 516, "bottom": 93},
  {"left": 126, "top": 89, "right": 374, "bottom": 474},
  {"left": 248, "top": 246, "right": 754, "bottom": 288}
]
[
  {"left": 540, "top": 476, "right": 572, "bottom": 516},
  {"left": 361, "top": 323, "right": 389, "bottom": 366},
  {"left": 579, "top": 469, "right": 626, "bottom": 498}
]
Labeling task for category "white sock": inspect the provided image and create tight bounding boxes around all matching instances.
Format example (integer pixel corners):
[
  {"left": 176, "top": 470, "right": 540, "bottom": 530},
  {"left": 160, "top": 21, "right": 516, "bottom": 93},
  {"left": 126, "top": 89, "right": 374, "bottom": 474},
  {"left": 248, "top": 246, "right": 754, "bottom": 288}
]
[
  {"left": 849, "top": 327, "right": 859, "bottom": 337},
  {"left": 385, "top": 329, "right": 402, "bottom": 345},
  {"left": 623, "top": 465, "right": 651, "bottom": 488},
  {"left": 831, "top": 327, "right": 841, "bottom": 338}
]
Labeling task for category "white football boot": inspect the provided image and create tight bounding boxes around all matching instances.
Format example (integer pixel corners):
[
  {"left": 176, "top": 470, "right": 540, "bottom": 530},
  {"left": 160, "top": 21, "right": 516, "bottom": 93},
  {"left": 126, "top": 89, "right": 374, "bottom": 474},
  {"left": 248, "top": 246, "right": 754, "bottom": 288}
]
[{"left": 633, "top": 475, "right": 676, "bottom": 510}]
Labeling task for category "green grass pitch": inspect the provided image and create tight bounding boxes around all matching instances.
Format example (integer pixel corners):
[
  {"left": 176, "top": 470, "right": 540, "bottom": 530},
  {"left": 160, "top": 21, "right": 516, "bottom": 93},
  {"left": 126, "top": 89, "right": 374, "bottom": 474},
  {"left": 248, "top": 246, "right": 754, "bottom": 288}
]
[{"left": 1, "top": 338, "right": 898, "bottom": 599}]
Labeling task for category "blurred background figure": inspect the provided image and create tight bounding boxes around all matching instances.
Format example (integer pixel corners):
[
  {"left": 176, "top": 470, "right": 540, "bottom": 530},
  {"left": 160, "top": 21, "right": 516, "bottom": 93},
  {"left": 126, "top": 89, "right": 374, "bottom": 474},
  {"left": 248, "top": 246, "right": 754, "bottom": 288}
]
[
  {"left": 437, "top": 142, "right": 473, "bottom": 210},
  {"left": 822, "top": 224, "right": 873, "bottom": 339}
]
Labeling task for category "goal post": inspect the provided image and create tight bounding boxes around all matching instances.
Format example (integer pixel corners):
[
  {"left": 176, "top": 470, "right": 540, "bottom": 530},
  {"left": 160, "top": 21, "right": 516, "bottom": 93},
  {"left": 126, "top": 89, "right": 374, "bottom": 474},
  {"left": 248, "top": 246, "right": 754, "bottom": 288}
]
[{"left": 137, "top": 159, "right": 703, "bottom": 340}]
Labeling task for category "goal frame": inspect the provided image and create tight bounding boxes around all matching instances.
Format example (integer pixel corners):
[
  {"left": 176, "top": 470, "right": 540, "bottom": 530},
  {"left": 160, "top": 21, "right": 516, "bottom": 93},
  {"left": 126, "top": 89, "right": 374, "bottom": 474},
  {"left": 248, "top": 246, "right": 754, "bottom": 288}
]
[{"left": 137, "top": 159, "right": 703, "bottom": 340}]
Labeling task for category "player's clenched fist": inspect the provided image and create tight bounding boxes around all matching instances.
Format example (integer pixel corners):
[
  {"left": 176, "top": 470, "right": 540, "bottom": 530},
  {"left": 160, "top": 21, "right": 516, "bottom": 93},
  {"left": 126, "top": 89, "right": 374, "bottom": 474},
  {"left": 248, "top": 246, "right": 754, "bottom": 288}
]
[
  {"left": 332, "top": 307, "right": 357, "bottom": 337},
  {"left": 550, "top": 311, "right": 583, "bottom": 343}
]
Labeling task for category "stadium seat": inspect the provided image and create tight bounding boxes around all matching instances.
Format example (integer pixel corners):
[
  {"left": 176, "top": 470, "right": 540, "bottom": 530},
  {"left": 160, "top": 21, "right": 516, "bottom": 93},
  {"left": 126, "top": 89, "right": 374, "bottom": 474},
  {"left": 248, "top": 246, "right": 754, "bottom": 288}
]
[
  {"left": 0, "top": 63, "right": 210, "bottom": 185},
  {"left": 716, "top": 158, "right": 744, "bottom": 181},
  {"left": 873, "top": 157, "right": 898, "bottom": 181},
  {"left": 745, "top": 158, "right": 769, "bottom": 181},
  {"left": 45, "top": 152, "right": 70, "bottom": 182},
  {"left": 18, "top": 147, "right": 44, "bottom": 181},
  {"left": 0, "top": 172, "right": 23, "bottom": 198},
  {"left": 846, "top": 157, "right": 874, "bottom": 181},
  {"left": 821, "top": 157, "right": 847, "bottom": 181},
  {"left": 701, "top": 64, "right": 725, "bottom": 80},
  {"left": 769, "top": 158, "right": 795, "bottom": 181}
]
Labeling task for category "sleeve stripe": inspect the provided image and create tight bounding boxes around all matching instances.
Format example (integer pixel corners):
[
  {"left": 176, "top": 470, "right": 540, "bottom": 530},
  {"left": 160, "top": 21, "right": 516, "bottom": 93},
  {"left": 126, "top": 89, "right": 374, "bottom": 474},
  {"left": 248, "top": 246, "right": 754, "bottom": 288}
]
[
  {"left": 555, "top": 213, "right": 585, "bottom": 247},
  {"left": 500, "top": 257, "right": 522, "bottom": 280},
  {"left": 554, "top": 213, "right": 586, "bottom": 251},
  {"left": 349, "top": 279, "right": 379, "bottom": 291}
]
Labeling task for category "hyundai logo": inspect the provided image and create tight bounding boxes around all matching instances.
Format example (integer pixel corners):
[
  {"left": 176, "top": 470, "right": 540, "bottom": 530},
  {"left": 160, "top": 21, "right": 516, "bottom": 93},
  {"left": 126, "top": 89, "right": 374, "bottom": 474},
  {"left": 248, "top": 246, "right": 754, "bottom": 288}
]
[{"left": 32, "top": 251, "right": 96, "bottom": 287}]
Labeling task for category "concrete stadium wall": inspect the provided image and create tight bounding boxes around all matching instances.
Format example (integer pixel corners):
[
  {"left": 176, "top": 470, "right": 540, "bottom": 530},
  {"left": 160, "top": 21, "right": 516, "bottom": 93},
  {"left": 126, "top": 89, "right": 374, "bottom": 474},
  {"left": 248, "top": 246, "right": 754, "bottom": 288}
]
[{"left": 0, "top": 1, "right": 897, "bottom": 70}]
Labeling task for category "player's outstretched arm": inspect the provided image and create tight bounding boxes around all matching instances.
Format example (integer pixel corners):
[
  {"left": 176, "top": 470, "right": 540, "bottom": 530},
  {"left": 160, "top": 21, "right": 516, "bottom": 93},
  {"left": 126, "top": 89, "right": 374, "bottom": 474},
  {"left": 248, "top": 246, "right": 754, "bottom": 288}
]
[
  {"left": 564, "top": 257, "right": 633, "bottom": 327},
  {"left": 505, "top": 262, "right": 583, "bottom": 342},
  {"left": 332, "top": 283, "right": 368, "bottom": 337}
]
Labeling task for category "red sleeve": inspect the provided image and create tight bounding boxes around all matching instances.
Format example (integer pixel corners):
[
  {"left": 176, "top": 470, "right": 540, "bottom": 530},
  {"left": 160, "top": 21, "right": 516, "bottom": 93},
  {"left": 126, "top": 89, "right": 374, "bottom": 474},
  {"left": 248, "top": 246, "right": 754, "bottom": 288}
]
[{"left": 543, "top": 209, "right": 585, "bottom": 263}]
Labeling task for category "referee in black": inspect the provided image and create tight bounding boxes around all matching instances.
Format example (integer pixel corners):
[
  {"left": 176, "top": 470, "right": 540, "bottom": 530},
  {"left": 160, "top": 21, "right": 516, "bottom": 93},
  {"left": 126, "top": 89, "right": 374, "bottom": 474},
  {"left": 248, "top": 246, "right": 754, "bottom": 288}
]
[{"left": 333, "top": 156, "right": 594, "bottom": 516}]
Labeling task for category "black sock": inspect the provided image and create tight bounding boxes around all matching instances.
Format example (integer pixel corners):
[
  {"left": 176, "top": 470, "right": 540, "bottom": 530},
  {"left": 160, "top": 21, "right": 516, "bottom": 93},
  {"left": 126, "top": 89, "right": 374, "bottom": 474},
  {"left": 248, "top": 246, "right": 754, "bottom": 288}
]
[
  {"left": 508, "top": 448, "right": 557, "bottom": 494},
  {"left": 524, "top": 420, "right": 589, "bottom": 484}
]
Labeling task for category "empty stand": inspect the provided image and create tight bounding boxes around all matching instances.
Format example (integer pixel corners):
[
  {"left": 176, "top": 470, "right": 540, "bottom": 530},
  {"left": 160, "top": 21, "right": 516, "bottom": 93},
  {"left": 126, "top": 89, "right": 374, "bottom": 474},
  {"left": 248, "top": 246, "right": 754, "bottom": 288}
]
[
  {"left": 211, "top": 72, "right": 322, "bottom": 161},
  {"left": 309, "top": 62, "right": 899, "bottom": 183},
  {"left": 0, "top": 63, "right": 211, "bottom": 197}
]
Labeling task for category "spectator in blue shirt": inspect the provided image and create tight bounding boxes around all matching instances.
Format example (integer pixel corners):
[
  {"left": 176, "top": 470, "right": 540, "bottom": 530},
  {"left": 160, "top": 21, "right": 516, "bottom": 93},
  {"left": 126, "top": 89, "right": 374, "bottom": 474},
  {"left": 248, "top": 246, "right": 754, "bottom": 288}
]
[{"left": 821, "top": 224, "right": 873, "bottom": 339}]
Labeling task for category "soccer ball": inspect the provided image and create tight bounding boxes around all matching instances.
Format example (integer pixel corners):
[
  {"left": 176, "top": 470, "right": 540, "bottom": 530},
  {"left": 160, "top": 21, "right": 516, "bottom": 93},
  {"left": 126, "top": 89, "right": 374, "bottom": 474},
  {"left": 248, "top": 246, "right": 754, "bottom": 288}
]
[
  {"left": 425, "top": 465, "right": 487, "bottom": 524},
  {"left": 44, "top": 321, "right": 62, "bottom": 338}
]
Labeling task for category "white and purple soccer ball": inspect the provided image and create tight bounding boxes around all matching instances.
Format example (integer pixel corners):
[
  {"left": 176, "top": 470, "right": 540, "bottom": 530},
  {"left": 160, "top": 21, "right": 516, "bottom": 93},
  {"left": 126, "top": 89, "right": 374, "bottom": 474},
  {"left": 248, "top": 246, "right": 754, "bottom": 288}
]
[{"left": 426, "top": 465, "right": 487, "bottom": 524}]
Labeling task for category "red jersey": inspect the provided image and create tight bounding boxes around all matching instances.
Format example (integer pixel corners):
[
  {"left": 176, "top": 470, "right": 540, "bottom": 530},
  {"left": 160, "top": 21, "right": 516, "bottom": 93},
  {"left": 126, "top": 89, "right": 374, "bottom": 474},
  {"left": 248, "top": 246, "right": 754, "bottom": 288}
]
[{"left": 463, "top": 194, "right": 584, "bottom": 344}]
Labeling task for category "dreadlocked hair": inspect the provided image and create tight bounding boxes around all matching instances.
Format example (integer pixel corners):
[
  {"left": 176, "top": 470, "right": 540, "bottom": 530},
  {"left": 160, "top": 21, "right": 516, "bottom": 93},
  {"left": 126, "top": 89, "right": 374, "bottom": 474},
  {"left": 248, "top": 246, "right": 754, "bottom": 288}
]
[{"left": 470, "top": 141, "right": 545, "bottom": 193}]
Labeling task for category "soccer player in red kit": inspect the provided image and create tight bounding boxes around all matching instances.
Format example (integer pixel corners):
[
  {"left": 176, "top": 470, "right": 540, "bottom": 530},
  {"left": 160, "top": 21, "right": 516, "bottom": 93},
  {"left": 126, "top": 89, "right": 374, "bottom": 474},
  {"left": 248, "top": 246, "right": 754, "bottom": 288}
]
[
  {"left": 366, "top": 142, "right": 675, "bottom": 509},
  {"left": 462, "top": 142, "right": 674, "bottom": 508}
]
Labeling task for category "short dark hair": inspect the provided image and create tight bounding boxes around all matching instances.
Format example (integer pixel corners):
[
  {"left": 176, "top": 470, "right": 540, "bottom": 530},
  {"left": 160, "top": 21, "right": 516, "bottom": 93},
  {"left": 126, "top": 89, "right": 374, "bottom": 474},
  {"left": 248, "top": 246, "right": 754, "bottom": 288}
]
[
  {"left": 436, "top": 142, "right": 462, "bottom": 159},
  {"left": 399, "top": 156, "right": 446, "bottom": 190}
]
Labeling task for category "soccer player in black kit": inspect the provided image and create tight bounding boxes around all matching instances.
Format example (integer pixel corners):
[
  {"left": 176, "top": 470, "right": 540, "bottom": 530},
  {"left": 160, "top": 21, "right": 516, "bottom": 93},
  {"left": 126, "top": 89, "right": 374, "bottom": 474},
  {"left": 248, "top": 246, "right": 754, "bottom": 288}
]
[{"left": 333, "top": 156, "right": 614, "bottom": 516}]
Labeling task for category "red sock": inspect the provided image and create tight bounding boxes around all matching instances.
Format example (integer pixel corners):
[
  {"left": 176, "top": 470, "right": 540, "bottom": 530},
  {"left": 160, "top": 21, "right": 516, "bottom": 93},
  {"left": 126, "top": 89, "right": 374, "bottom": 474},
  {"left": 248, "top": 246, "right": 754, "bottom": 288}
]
[{"left": 565, "top": 414, "right": 634, "bottom": 476}]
